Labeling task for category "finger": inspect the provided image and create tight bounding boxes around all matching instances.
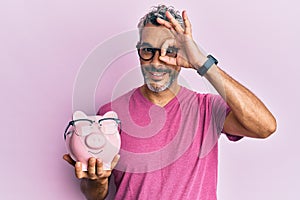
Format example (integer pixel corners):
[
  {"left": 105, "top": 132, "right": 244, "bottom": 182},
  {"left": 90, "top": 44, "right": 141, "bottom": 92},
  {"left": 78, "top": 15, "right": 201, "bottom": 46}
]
[
  {"left": 159, "top": 56, "right": 177, "bottom": 66},
  {"left": 96, "top": 159, "right": 104, "bottom": 177},
  {"left": 156, "top": 16, "right": 179, "bottom": 39},
  {"left": 165, "top": 11, "right": 184, "bottom": 33},
  {"left": 160, "top": 38, "right": 176, "bottom": 56},
  {"left": 63, "top": 154, "right": 76, "bottom": 166},
  {"left": 111, "top": 154, "right": 120, "bottom": 169},
  {"left": 75, "top": 162, "right": 86, "bottom": 179},
  {"left": 87, "top": 157, "right": 97, "bottom": 179},
  {"left": 156, "top": 17, "right": 173, "bottom": 29},
  {"left": 182, "top": 10, "right": 192, "bottom": 35},
  {"left": 98, "top": 154, "right": 121, "bottom": 179}
]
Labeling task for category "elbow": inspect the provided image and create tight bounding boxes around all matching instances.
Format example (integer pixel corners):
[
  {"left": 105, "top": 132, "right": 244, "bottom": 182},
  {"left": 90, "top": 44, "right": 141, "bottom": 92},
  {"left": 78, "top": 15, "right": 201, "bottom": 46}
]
[{"left": 257, "top": 117, "right": 277, "bottom": 139}]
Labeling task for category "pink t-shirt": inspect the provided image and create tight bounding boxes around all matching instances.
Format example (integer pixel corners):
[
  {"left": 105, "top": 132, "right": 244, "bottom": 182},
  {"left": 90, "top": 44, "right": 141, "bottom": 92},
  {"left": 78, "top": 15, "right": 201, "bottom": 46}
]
[{"left": 98, "top": 86, "right": 241, "bottom": 200}]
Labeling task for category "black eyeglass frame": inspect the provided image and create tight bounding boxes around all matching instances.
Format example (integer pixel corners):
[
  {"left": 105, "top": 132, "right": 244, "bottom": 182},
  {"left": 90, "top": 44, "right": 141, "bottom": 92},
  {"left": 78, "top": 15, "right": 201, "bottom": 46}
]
[
  {"left": 136, "top": 44, "right": 179, "bottom": 61},
  {"left": 64, "top": 118, "right": 121, "bottom": 140}
]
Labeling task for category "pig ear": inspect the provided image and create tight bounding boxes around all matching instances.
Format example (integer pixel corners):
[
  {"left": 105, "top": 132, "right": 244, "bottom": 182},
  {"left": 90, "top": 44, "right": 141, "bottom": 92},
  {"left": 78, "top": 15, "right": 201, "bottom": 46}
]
[
  {"left": 73, "top": 111, "right": 87, "bottom": 120},
  {"left": 103, "top": 111, "right": 118, "bottom": 118}
]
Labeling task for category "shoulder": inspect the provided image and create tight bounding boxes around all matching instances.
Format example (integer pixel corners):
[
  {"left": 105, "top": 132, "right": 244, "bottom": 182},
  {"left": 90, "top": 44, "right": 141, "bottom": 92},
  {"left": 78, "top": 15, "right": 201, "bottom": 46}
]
[
  {"left": 97, "top": 88, "right": 138, "bottom": 115},
  {"left": 179, "top": 87, "right": 228, "bottom": 117},
  {"left": 180, "top": 87, "right": 219, "bottom": 105}
]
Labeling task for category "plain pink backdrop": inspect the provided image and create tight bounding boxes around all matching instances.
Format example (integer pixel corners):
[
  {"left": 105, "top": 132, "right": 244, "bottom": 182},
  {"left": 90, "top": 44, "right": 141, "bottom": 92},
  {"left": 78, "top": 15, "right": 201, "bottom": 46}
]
[{"left": 1, "top": 0, "right": 299, "bottom": 199}]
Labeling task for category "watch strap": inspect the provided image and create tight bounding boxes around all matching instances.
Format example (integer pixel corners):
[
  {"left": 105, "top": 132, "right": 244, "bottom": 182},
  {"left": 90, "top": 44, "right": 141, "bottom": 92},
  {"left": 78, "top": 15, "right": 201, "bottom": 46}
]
[{"left": 197, "top": 54, "right": 218, "bottom": 76}]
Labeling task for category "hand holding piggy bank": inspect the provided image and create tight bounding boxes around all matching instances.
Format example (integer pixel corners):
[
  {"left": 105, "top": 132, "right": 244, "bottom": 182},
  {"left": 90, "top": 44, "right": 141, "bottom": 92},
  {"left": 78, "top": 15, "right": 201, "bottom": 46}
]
[{"left": 64, "top": 111, "right": 121, "bottom": 170}]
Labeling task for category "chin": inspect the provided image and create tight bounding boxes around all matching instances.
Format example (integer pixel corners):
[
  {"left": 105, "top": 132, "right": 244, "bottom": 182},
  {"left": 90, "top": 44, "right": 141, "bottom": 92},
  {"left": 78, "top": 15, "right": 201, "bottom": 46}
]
[{"left": 146, "top": 82, "right": 170, "bottom": 93}]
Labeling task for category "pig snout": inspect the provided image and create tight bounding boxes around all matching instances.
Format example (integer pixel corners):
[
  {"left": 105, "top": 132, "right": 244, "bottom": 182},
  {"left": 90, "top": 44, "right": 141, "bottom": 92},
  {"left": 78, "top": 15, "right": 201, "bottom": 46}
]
[{"left": 85, "top": 133, "right": 106, "bottom": 150}]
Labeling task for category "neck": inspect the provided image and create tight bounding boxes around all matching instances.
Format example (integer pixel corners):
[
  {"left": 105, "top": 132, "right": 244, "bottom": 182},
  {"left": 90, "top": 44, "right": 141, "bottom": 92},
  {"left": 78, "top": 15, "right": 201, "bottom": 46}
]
[{"left": 140, "top": 83, "right": 181, "bottom": 107}]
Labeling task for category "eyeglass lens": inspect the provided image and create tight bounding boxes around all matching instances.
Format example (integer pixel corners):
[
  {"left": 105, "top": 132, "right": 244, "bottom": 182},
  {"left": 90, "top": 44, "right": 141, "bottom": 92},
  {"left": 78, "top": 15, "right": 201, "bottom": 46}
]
[
  {"left": 73, "top": 119, "right": 120, "bottom": 136},
  {"left": 138, "top": 47, "right": 178, "bottom": 61}
]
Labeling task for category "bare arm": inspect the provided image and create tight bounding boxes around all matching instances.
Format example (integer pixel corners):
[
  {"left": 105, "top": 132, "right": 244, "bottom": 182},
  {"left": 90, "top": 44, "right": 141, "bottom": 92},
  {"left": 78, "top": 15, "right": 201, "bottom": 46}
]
[
  {"left": 157, "top": 10, "right": 277, "bottom": 138},
  {"left": 203, "top": 65, "right": 276, "bottom": 138}
]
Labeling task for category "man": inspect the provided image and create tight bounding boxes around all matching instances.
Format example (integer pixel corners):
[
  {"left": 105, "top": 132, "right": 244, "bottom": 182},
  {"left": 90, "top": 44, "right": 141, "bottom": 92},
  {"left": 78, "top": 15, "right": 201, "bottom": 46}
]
[{"left": 64, "top": 5, "right": 276, "bottom": 200}]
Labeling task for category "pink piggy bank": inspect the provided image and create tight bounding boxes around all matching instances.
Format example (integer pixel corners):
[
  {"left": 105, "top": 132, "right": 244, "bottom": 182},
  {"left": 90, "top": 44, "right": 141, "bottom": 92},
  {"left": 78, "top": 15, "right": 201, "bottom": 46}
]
[{"left": 64, "top": 111, "right": 121, "bottom": 170}]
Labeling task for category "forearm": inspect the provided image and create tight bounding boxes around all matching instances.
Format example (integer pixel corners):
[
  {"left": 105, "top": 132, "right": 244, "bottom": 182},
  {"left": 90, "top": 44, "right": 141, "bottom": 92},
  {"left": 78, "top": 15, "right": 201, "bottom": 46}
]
[
  {"left": 203, "top": 64, "right": 276, "bottom": 138},
  {"left": 155, "top": 9, "right": 276, "bottom": 137},
  {"left": 80, "top": 178, "right": 109, "bottom": 200}
]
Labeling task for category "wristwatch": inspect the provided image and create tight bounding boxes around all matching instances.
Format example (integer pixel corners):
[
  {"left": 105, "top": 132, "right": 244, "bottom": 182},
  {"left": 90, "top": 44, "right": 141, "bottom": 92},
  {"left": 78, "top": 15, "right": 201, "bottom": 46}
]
[{"left": 197, "top": 54, "right": 218, "bottom": 76}]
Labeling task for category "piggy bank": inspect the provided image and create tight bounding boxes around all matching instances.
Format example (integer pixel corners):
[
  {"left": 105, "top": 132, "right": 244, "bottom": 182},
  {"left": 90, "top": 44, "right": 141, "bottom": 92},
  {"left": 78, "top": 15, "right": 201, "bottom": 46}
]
[{"left": 64, "top": 111, "right": 121, "bottom": 170}]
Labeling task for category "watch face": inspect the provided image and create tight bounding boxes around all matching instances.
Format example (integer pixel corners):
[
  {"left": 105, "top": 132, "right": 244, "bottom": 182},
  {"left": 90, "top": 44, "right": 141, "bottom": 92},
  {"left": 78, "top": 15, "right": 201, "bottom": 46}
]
[{"left": 207, "top": 55, "right": 218, "bottom": 64}]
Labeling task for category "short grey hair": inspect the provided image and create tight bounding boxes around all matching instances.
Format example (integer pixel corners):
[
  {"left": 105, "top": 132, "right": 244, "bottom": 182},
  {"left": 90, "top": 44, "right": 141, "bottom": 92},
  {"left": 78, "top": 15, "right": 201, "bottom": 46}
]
[{"left": 137, "top": 5, "right": 184, "bottom": 38}]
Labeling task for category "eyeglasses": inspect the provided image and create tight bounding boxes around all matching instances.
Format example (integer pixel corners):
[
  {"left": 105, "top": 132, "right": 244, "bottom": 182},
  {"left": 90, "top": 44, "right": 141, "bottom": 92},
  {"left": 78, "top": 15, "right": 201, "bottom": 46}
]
[
  {"left": 136, "top": 44, "right": 178, "bottom": 61},
  {"left": 64, "top": 118, "right": 121, "bottom": 140}
]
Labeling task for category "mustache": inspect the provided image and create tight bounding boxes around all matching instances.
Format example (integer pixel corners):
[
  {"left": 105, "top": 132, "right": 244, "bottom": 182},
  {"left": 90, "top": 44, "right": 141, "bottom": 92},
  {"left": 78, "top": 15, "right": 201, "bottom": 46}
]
[{"left": 143, "top": 65, "right": 172, "bottom": 73}]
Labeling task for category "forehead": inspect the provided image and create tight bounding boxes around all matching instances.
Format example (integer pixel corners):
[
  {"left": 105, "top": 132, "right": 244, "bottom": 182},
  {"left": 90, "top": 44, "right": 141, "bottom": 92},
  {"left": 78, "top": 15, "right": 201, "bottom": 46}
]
[{"left": 140, "top": 24, "right": 175, "bottom": 47}]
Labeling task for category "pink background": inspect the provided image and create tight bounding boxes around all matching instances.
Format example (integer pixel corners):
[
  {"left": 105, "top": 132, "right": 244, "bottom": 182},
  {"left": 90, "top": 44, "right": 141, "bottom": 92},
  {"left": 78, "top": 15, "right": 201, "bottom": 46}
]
[{"left": 1, "top": 0, "right": 299, "bottom": 199}]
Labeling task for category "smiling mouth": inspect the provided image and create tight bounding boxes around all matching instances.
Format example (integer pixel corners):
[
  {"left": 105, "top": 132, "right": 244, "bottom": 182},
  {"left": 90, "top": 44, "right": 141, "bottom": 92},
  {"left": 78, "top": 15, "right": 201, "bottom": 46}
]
[
  {"left": 150, "top": 72, "right": 166, "bottom": 76},
  {"left": 148, "top": 71, "right": 168, "bottom": 81},
  {"left": 88, "top": 150, "right": 103, "bottom": 155}
]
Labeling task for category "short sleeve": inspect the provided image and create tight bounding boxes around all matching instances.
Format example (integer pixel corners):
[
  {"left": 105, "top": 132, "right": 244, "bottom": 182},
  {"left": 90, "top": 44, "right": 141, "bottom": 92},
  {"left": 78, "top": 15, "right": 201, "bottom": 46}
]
[{"left": 210, "top": 94, "right": 243, "bottom": 142}]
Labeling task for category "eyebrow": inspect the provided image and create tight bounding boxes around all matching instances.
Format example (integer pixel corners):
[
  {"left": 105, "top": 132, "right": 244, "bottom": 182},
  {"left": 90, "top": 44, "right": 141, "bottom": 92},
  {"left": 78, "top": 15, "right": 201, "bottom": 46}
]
[
  {"left": 139, "top": 42, "right": 153, "bottom": 47},
  {"left": 138, "top": 42, "right": 179, "bottom": 50}
]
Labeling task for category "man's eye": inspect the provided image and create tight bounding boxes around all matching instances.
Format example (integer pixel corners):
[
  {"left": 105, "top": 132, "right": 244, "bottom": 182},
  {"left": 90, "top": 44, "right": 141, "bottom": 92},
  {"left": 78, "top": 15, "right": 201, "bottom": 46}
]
[
  {"left": 166, "top": 48, "right": 178, "bottom": 56},
  {"left": 167, "top": 47, "right": 177, "bottom": 53},
  {"left": 142, "top": 48, "right": 153, "bottom": 53}
]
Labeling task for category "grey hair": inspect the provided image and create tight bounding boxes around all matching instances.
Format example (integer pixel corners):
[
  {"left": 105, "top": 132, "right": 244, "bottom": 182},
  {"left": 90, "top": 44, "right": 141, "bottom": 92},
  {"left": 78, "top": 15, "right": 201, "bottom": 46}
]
[{"left": 137, "top": 5, "right": 184, "bottom": 37}]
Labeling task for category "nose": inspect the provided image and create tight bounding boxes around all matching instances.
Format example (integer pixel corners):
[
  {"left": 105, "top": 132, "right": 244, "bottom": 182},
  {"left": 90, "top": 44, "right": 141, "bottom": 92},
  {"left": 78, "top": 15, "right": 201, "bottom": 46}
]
[{"left": 85, "top": 133, "right": 106, "bottom": 150}]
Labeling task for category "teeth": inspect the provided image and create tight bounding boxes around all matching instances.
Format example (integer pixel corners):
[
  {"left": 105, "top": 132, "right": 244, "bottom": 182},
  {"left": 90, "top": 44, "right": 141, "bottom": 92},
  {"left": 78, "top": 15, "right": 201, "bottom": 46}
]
[{"left": 152, "top": 72, "right": 164, "bottom": 76}]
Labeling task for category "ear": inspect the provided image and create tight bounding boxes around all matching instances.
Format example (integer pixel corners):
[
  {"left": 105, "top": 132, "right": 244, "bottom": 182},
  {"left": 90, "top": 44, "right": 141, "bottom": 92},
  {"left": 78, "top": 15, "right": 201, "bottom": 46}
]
[
  {"left": 73, "top": 111, "right": 88, "bottom": 120},
  {"left": 103, "top": 111, "right": 118, "bottom": 118}
]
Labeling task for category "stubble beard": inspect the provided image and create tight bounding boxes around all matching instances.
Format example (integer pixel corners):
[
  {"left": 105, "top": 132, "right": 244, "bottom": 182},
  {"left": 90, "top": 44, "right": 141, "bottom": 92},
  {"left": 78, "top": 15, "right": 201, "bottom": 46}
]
[{"left": 141, "top": 65, "right": 179, "bottom": 93}]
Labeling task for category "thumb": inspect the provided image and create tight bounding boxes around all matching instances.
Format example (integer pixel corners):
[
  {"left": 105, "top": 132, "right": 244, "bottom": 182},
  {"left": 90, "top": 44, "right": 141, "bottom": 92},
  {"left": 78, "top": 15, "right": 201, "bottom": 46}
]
[{"left": 63, "top": 154, "right": 76, "bottom": 166}]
